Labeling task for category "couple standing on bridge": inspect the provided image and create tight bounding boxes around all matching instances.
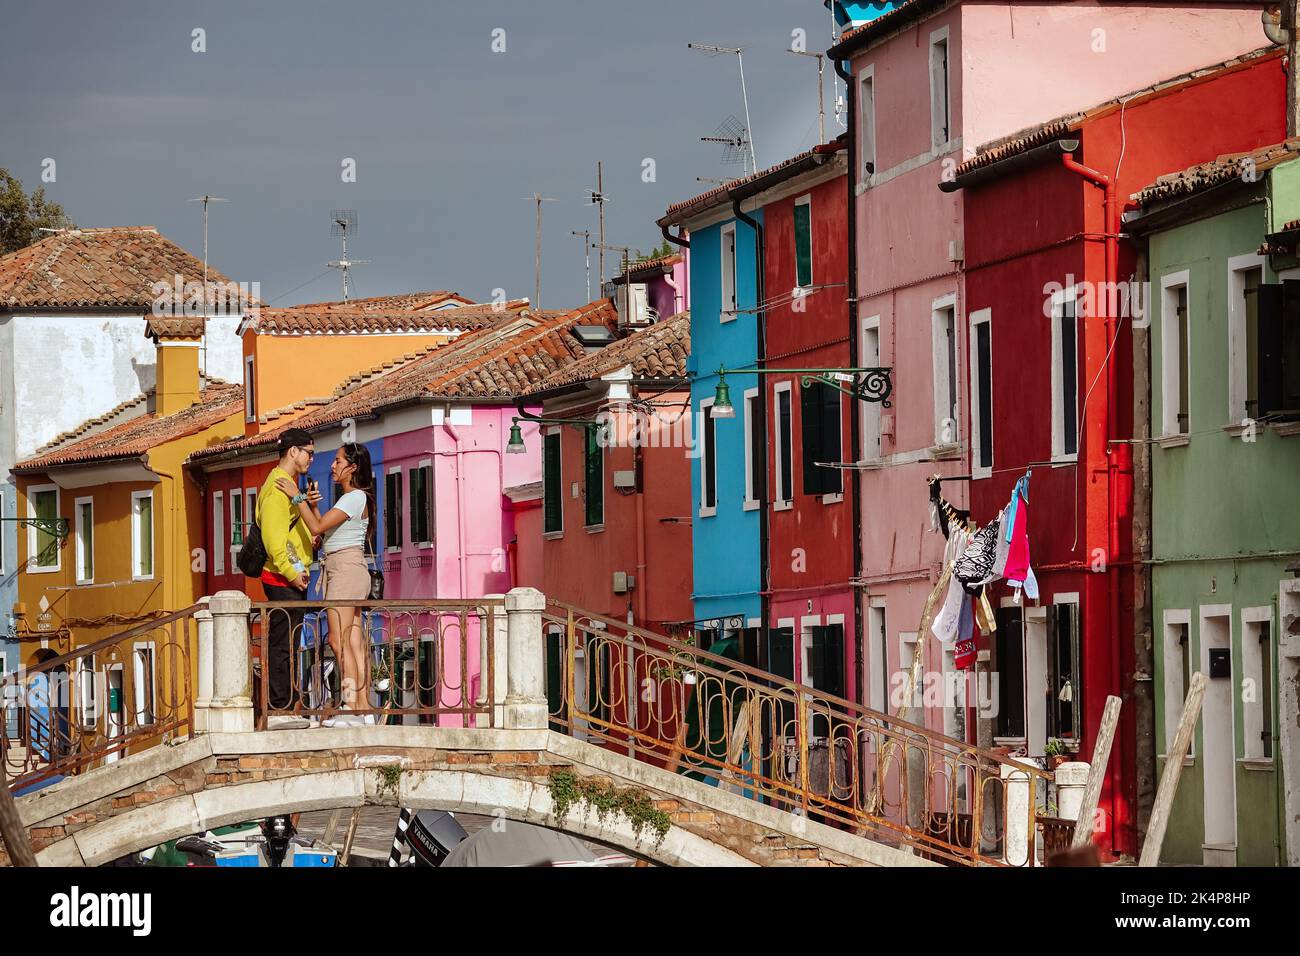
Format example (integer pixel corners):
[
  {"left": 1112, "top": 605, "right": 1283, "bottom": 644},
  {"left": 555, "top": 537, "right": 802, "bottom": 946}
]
[{"left": 251, "top": 427, "right": 378, "bottom": 730}]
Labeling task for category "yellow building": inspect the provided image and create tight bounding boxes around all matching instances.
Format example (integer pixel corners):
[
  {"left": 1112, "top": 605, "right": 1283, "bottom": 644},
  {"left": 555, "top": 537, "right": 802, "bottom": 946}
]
[{"left": 10, "top": 318, "right": 244, "bottom": 760}]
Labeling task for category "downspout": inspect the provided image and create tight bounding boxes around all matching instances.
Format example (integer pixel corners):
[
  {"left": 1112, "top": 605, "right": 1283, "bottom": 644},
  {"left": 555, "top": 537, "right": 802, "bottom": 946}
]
[
  {"left": 1060, "top": 149, "right": 1126, "bottom": 848},
  {"left": 634, "top": 436, "right": 648, "bottom": 626},
  {"left": 663, "top": 270, "right": 683, "bottom": 318},
  {"left": 836, "top": 54, "right": 864, "bottom": 706},
  {"left": 732, "top": 195, "right": 768, "bottom": 651}
]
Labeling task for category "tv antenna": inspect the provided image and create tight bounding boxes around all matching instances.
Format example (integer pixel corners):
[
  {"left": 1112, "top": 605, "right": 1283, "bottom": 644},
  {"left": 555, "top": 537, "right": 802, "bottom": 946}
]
[
  {"left": 571, "top": 229, "right": 592, "bottom": 303},
  {"left": 524, "top": 193, "right": 559, "bottom": 310},
  {"left": 701, "top": 115, "right": 753, "bottom": 174},
  {"left": 582, "top": 162, "right": 608, "bottom": 284},
  {"left": 187, "top": 194, "right": 227, "bottom": 378},
  {"left": 787, "top": 47, "right": 826, "bottom": 143},
  {"left": 328, "top": 210, "right": 368, "bottom": 302},
  {"left": 688, "top": 43, "right": 757, "bottom": 172}
]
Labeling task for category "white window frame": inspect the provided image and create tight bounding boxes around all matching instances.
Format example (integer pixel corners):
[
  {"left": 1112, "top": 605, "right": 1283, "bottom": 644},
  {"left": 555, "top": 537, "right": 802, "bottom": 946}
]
[
  {"left": 858, "top": 65, "right": 876, "bottom": 183},
  {"left": 929, "top": 26, "right": 952, "bottom": 151},
  {"left": 212, "top": 490, "right": 225, "bottom": 576},
  {"left": 1050, "top": 286, "right": 1080, "bottom": 463},
  {"left": 1160, "top": 271, "right": 1191, "bottom": 439},
  {"left": 386, "top": 465, "right": 404, "bottom": 551},
  {"left": 699, "top": 399, "right": 717, "bottom": 518},
  {"left": 742, "top": 388, "right": 760, "bottom": 511},
  {"left": 131, "top": 490, "right": 155, "bottom": 581},
  {"left": 773, "top": 381, "right": 794, "bottom": 511},
  {"left": 867, "top": 599, "right": 887, "bottom": 713},
  {"left": 26, "top": 483, "right": 60, "bottom": 574},
  {"left": 415, "top": 458, "right": 434, "bottom": 548},
  {"left": 1240, "top": 606, "right": 1274, "bottom": 761},
  {"left": 133, "top": 640, "right": 156, "bottom": 726},
  {"left": 720, "top": 224, "right": 738, "bottom": 323},
  {"left": 1162, "top": 608, "right": 1193, "bottom": 758},
  {"left": 968, "top": 308, "right": 993, "bottom": 478},
  {"left": 244, "top": 354, "right": 256, "bottom": 423},
  {"left": 229, "top": 488, "right": 244, "bottom": 569},
  {"left": 793, "top": 194, "right": 813, "bottom": 290},
  {"left": 1227, "top": 254, "right": 1267, "bottom": 425},
  {"left": 74, "top": 495, "right": 94, "bottom": 586},
  {"left": 930, "top": 293, "right": 959, "bottom": 447},
  {"left": 860, "top": 315, "right": 883, "bottom": 461},
  {"left": 799, "top": 615, "right": 822, "bottom": 689}
]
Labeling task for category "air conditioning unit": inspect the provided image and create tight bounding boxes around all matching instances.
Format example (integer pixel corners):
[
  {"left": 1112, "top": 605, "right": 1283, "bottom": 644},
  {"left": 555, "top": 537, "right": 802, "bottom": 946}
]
[{"left": 618, "top": 283, "right": 653, "bottom": 328}]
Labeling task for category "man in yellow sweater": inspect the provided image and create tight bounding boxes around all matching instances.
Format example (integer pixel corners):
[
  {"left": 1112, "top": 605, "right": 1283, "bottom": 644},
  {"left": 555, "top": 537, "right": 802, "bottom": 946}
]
[{"left": 258, "top": 427, "right": 318, "bottom": 728}]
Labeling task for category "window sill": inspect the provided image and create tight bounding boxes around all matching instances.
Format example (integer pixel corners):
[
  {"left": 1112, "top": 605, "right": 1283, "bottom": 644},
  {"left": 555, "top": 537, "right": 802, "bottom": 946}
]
[
  {"left": 584, "top": 524, "right": 606, "bottom": 535},
  {"left": 132, "top": 575, "right": 155, "bottom": 583},
  {"left": 75, "top": 579, "right": 94, "bottom": 587},
  {"left": 854, "top": 457, "right": 886, "bottom": 471},
  {"left": 742, "top": 499, "right": 760, "bottom": 512},
  {"left": 1271, "top": 420, "right": 1300, "bottom": 437},
  {"left": 821, "top": 493, "right": 844, "bottom": 505},
  {"left": 27, "top": 565, "right": 60, "bottom": 574},
  {"left": 1050, "top": 455, "right": 1078, "bottom": 468},
  {"left": 1222, "top": 422, "right": 1250, "bottom": 438},
  {"left": 928, "top": 443, "right": 962, "bottom": 462},
  {"left": 1158, "top": 753, "right": 1196, "bottom": 768},
  {"left": 773, "top": 500, "right": 794, "bottom": 512},
  {"left": 719, "top": 313, "right": 737, "bottom": 324},
  {"left": 1156, "top": 434, "right": 1190, "bottom": 449},
  {"left": 417, "top": 542, "right": 434, "bottom": 550},
  {"left": 1239, "top": 757, "right": 1275, "bottom": 771},
  {"left": 698, "top": 507, "right": 717, "bottom": 519},
  {"left": 385, "top": 547, "right": 402, "bottom": 555},
  {"left": 543, "top": 530, "right": 564, "bottom": 541}
]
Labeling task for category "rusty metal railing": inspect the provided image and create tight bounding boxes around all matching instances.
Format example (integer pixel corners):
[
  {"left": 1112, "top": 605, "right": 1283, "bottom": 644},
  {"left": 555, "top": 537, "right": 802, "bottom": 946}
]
[
  {"left": 542, "top": 599, "right": 1056, "bottom": 867},
  {"left": 251, "top": 599, "right": 503, "bottom": 729},
  {"left": 1, "top": 605, "right": 199, "bottom": 792}
]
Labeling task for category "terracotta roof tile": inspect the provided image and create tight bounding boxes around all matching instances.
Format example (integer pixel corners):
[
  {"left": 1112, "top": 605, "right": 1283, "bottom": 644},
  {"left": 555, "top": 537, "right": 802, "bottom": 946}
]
[
  {"left": 14, "top": 382, "right": 243, "bottom": 471},
  {"left": 828, "top": 0, "right": 945, "bottom": 58},
  {"left": 243, "top": 300, "right": 530, "bottom": 335},
  {"left": 530, "top": 312, "right": 690, "bottom": 390},
  {"left": 275, "top": 291, "right": 472, "bottom": 313},
  {"left": 0, "top": 227, "right": 242, "bottom": 311},
  {"left": 1133, "top": 138, "right": 1300, "bottom": 206}
]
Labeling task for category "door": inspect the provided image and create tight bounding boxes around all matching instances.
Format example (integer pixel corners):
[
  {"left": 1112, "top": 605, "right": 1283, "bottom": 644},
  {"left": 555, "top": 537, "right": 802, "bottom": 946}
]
[
  {"left": 1199, "top": 610, "right": 1237, "bottom": 863},
  {"left": 105, "top": 665, "right": 124, "bottom": 763}
]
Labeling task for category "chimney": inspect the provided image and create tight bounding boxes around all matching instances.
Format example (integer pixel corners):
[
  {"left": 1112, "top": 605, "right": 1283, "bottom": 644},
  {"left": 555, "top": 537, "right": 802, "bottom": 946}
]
[{"left": 146, "top": 317, "right": 203, "bottom": 416}]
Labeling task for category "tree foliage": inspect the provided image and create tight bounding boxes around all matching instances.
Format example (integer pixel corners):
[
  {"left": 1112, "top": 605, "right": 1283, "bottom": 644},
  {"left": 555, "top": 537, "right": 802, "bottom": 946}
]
[{"left": 0, "top": 169, "right": 73, "bottom": 256}]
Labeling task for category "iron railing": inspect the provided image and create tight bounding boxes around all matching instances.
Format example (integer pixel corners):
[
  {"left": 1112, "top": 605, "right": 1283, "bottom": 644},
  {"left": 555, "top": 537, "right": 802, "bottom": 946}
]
[
  {"left": 1, "top": 605, "right": 199, "bottom": 791},
  {"left": 251, "top": 599, "right": 503, "bottom": 729},
  {"left": 542, "top": 599, "right": 1057, "bottom": 867}
]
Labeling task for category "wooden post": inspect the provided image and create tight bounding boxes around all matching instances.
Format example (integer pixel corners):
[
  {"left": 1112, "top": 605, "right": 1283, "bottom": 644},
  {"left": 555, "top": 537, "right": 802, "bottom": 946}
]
[
  {"left": 1070, "top": 695, "right": 1123, "bottom": 849},
  {"left": 338, "top": 807, "right": 362, "bottom": 867},
  {"left": 1139, "top": 672, "right": 1207, "bottom": 867},
  {"left": 719, "top": 700, "right": 751, "bottom": 795},
  {"left": 0, "top": 763, "right": 38, "bottom": 867}
]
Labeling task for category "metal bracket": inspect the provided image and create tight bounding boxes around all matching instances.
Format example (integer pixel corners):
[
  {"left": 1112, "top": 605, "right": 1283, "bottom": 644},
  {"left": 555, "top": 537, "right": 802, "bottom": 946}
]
[{"left": 0, "top": 517, "right": 70, "bottom": 567}]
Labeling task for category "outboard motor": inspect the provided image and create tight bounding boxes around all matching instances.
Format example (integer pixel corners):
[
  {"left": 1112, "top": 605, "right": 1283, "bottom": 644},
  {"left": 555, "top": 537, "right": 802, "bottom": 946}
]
[
  {"left": 261, "top": 815, "right": 296, "bottom": 868},
  {"left": 405, "top": 810, "right": 468, "bottom": 867}
]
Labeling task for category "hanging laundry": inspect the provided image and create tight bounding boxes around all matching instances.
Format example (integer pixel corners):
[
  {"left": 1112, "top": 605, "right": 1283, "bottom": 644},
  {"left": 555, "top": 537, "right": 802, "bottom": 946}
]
[
  {"left": 953, "top": 594, "right": 977, "bottom": 670},
  {"left": 954, "top": 514, "right": 1001, "bottom": 591},
  {"left": 932, "top": 529, "right": 971, "bottom": 644},
  {"left": 1003, "top": 474, "right": 1033, "bottom": 593}
]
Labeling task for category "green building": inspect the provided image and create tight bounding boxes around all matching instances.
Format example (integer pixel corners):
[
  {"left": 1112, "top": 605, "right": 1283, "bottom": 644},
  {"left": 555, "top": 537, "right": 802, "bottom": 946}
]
[{"left": 1128, "top": 141, "right": 1300, "bottom": 867}]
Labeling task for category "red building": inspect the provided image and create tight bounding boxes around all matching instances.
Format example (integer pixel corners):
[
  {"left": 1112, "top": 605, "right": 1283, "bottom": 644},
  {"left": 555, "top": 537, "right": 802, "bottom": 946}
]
[{"left": 945, "top": 47, "right": 1286, "bottom": 857}]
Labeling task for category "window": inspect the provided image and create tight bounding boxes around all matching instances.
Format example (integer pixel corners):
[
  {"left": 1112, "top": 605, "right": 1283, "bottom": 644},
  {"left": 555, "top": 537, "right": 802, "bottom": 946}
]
[
  {"left": 132, "top": 491, "right": 153, "bottom": 579},
  {"left": 699, "top": 399, "right": 717, "bottom": 516},
  {"left": 133, "top": 643, "right": 155, "bottom": 726},
  {"left": 1047, "top": 600, "right": 1081, "bottom": 744},
  {"left": 584, "top": 426, "right": 604, "bottom": 527},
  {"left": 1161, "top": 611, "right": 1192, "bottom": 755},
  {"left": 743, "top": 388, "right": 761, "bottom": 510},
  {"left": 858, "top": 68, "right": 876, "bottom": 179},
  {"left": 1254, "top": 277, "right": 1300, "bottom": 418},
  {"left": 244, "top": 354, "right": 256, "bottom": 422},
  {"left": 246, "top": 489, "right": 256, "bottom": 550},
  {"left": 543, "top": 431, "right": 563, "bottom": 534},
  {"left": 77, "top": 654, "right": 97, "bottom": 729},
  {"left": 1160, "top": 272, "right": 1191, "bottom": 436},
  {"left": 793, "top": 195, "right": 813, "bottom": 289},
  {"left": 27, "top": 485, "right": 59, "bottom": 572},
  {"left": 805, "top": 621, "right": 845, "bottom": 739},
  {"left": 385, "top": 468, "right": 403, "bottom": 549},
  {"left": 995, "top": 606, "right": 1025, "bottom": 740},
  {"left": 773, "top": 383, "right": 794, "bottom": 507},
  {"left": 212, "top": 491, "right": 225, "bottom": 576},
  {"left": 229, "top": 489, "right": 244, "bottom": 569},
  {"left": 867, "top": 601, "right": 887, "bottom": 713},
  {"left": 720, "top": 224, "right": 737, "bottom": 322},
  {"left": 968, "top": 309, "right": 992, "bottom": 475},
  {"left": 1242, "top": 609, "right": 1273, "bottom": 760},
  {"left": 410, "top": 460, "right": 433, "bottom": 546},
  {"left": 929, "top": 29, "right": 951, "bottom": 148},
  {"left": 857, "top": 318, "right": 884, "bottom": 461},
  {"left": 932, "top": 296, "right": 959, "bottom": 445},
  {"left": 1051, "top": 290, "right": 1079, "bottom": 460},
  {"left": 1228, "top": 256, "right": 1266, "bottom": 422},
  {"left": 800, "top": 378, "right": 843, "bottom": 497},
  {"left": 74, "top": 496, "right": 94, "bottom": 585}
]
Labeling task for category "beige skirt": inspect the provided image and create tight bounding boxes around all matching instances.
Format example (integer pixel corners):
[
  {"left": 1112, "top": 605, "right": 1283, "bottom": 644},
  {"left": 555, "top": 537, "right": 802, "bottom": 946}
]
[{"left": 320, "top": 546, "right": 370, "bottom": 600}]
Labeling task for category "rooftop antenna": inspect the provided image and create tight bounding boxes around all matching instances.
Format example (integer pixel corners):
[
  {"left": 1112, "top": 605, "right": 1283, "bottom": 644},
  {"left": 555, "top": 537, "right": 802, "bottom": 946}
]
[
  {"left": 688, "top": 43, "right": 757, "bottom": 172},
  {"left": 571, "top": 229, "right": 592, "bottom": 303},
  {"left": 701, "top": 116, "right": 753, "bottom": 175},
  {"left": 582, "top": 162, "right": 608, "bottom": 284},
  {"left": 524, "top": 193, "right": 559, "bottom": 310},
  {"left": 187, "top": 194, "right": 227, "bottom": 379},
  {"left": 328, "top": 209, "right": 368, "bottom": 302},
  {"left": 788, "top": 47, "right": 826, "bottom": 143}
]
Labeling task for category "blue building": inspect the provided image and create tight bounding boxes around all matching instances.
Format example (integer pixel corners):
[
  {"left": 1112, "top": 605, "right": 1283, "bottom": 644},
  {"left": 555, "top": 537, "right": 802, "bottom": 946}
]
[{"left": 660, "top": 194, "right": 763, "bottom": 662}]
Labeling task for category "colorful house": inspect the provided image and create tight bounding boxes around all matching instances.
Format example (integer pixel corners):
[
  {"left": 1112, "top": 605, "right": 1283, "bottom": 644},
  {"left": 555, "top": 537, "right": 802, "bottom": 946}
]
[
  {"left": 828, "top": 0, "right": 1271, "bottom": 858},
  {"left": 605, "top": 252, "right": 689, "bottom": 327},
  {"left": 1127, "top": 140, "right": 1300, "bottom": 866}
]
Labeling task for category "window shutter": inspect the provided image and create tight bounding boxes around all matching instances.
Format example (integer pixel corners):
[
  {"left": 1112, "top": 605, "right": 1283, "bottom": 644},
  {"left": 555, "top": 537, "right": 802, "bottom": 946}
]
[
  {"left": 820, "top": 383, "right": 842, "bottom": 495},
  {"left": 824, "top": 624, "right": 845, "bottom": 699},
  {"left": 1258, "top": 282, "right": 1285, "bottom": 416},
  {"left": 584, "top": 426, "right": 603, "bottom": 526},
  {"left": 794, "top": 202, "right": 812, "bottom": 289},
  {"left": 544, "top": 433, "right": 562, "bottom": 533},
  {"left": 801, "top": 381, "right": 822, "bottom": 496},
  {"left": 768, "top": 627, "right": 795, "bottom": 680}
]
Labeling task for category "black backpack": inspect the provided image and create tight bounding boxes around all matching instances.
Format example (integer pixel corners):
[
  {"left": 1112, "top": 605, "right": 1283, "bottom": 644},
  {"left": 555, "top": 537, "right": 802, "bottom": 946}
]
[{"left": 236, "top": 499, "right": 298, "bottom": 578}]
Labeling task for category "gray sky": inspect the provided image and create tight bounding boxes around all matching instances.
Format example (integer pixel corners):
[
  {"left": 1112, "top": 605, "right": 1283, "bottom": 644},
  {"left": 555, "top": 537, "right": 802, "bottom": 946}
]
[{"left": 0, "top": 1, "right": 843, "bottom": 309}]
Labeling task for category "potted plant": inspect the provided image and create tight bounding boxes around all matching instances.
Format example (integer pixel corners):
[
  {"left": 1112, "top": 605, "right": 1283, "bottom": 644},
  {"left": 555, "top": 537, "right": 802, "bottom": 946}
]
[{"left": 1043, "top": 738, "right": 1070, "bottom": 771}]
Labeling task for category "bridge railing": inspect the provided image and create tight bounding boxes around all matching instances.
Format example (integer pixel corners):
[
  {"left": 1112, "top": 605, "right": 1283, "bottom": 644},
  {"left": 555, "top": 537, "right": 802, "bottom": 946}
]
[
  {"left": 541, "top": 599, "right": 1056, "bottom": 867},
  {"left": 249, "top": 598, "right": 505, "bottom": 729},
  {"left": 1, "top": 605, "right": 199, "bottom": 791}
]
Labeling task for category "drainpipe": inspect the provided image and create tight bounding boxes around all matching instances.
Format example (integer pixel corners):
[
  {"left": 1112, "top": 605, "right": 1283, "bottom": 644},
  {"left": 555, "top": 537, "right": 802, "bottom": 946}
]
[
  {"left": 836, "top": 54, "right": 864, "bottom": 704},
  {"left": 663, "top": 270, "right": 683, "bottom": 317},
  {"left": 1060, "top": 149, "right": 1126, "bottom": 848},
  {"left": 731, "top": 195, "right": 769, "bottom": 651},
  {"left": 634, "top": 434, "right": 648, "bottom": 626}
]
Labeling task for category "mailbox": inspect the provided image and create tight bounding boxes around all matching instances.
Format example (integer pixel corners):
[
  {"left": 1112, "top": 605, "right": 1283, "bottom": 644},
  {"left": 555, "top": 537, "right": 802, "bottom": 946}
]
[{"left": 1208, "top": 648, "right": 1231, "bottom": 679}]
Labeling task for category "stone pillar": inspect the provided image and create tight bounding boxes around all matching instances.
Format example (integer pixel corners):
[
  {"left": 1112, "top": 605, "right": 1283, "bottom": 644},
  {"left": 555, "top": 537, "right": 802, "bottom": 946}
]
[
  {"left": 503, "top": 587, "right": 548, "bottom": 730},
  {"left": 193, "top": 597, "right": 213, "bottom": 734},
  {"left": 1055, "top": 761, "right": 1090, "bottom": 821},
  {"left": 1001, "top": 759, "right": 1034, "bottom": 866},
  {"left": 207, "top": 589, "right": 254, "bottom": 733}
]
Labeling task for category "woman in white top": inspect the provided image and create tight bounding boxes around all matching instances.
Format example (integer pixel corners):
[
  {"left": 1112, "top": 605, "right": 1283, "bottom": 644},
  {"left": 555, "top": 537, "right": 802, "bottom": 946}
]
[{"left": 278, "top": 443, "right": 375, "bottom": 726}]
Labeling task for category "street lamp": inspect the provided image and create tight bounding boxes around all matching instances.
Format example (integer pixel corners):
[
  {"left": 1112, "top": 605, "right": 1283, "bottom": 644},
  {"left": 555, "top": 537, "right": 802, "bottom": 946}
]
[{"left": 710, "top": 365, "right": 894, "bottom": 411}]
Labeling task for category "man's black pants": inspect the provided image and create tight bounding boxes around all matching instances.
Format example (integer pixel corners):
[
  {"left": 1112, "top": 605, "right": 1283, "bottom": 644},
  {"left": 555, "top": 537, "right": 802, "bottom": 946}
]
[{"left": 263, "top": 584, "right": 306, "bottom": 710}]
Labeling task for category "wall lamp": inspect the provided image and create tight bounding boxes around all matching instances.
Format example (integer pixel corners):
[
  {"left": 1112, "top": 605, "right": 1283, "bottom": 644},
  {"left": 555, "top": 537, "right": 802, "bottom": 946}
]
[
  {"left": 709, "top": 365, "right": 893, "bottom": 418},
  {"left": 507, "top": 413, "right": 605, "bottom": 454}
]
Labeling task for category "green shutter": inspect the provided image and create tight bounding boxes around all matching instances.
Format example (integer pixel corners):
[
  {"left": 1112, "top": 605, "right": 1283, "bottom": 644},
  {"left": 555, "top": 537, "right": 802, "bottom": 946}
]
[
  {"left": 584, "top": 426, "right": 603, "bottom": 526},
  {"left": 794, "top": 201, "right": 812, "bottom": 289},
  {"left": 544, "top": 433, "right": 562, "bottom": 533}
]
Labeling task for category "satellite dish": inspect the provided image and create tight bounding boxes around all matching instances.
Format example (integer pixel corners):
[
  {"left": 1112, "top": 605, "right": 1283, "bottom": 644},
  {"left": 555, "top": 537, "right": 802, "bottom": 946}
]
[{"left": 1263, "top": 5, "right": 1289, "bottom": 46}]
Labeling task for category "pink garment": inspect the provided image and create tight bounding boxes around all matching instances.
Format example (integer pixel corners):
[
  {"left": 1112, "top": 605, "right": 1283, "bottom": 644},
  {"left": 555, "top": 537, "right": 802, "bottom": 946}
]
[{"left": 1004, "top": 487, "right": 1031, "bottom": 585}]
